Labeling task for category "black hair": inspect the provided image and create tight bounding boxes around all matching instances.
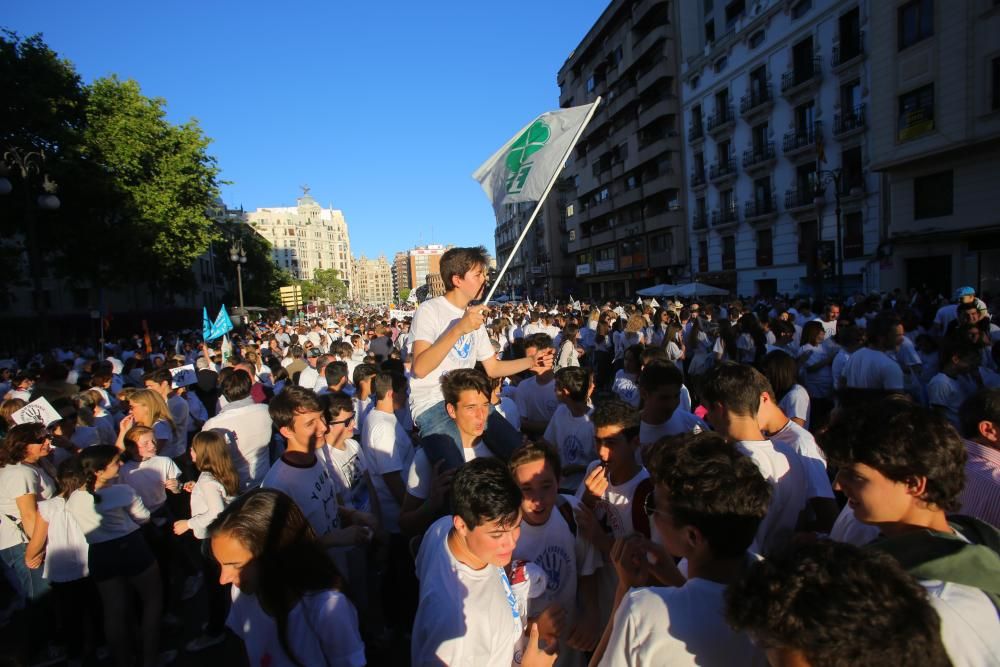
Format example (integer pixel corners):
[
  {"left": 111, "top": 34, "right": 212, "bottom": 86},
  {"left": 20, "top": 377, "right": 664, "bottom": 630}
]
[
  {"left": 591, "top": 398, "right": 640, "bottom": 440},
  {"left": 221, "top": 369, "right": 253, "bottom": 402},
  {"left": 554, "top": 366, "right": 590, "bottom": 403},
  {"left": 647, "top": 431, "right": 770, "bottom": 557},
  {"left": 324, "top": 361, "right": 348, "bottom": 388},
  {"left": 701, "top": 362, "right": 767, "bottom": 417},
  {"left": 452, "top": 457, "right": 522, "bottom": 531},
  {"left": 523, "top": 332, "right": 554, "bottom": 352},
  {"left": 638, "top": 360, "right": 683, "bottom": 393},
  {"left": 320, "top": 392, "right": 354, "bottom": 423},
  {"left": 441, "top": 368, "right": 492, "bottom": 406},
  {"left": 143, "top": 368, "right": 172, "bottom": 386},
  {"left": 440, "top": 246, "right": 488, "bottom": 293},
  {"left": 725, "top": 541, "right": 951, "bottom": 667},
  {"left": 352, "top": 363, "right": 377, "bottom": 389},
  {"left": 268, "top": 386, "right": 323, "bottom": 430},
  {"left": 959, "top": 387, "right": 1000, "bottom": 440},
  {"left": 760, "top": 350, "right": 798, "bottom": 401},
  {"left": 79, "top": 445, "right": 122, "bottom": 504}
]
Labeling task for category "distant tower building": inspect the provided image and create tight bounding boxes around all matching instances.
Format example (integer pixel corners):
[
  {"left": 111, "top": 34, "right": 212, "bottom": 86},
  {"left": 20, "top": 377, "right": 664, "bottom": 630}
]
[
  {"left": 393, "top": 251, "right": 411, "bottom": 299},
  {"left": 246, "top": 187, "right": 353, "bottom": 295},
  {"left": 352, "top": 254, "right": 394, "bottom": 305}
]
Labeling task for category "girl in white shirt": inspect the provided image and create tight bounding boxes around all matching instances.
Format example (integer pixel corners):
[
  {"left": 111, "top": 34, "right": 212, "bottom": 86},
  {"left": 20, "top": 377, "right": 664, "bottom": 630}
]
[
  {"left": 174, "top": 430, "right": 239, "bottom": 652},
  {"left": 209, "top": 488, "right": 366, "bottom": 667}
]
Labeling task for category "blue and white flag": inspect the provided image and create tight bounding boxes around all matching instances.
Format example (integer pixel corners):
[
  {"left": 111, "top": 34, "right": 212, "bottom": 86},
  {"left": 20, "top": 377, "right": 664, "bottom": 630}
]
[{"left": 204, "top": 305, "right": 234, "bottom": 342}]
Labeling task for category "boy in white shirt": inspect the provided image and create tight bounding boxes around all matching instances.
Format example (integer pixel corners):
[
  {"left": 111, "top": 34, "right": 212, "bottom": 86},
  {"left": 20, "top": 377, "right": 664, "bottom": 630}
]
[
  {"left": 701, "top": 362, "right": 809, "bottom": 556},
  {"left": 637, "top": 362, "right": 707, "bottom": 455},
  {"left": 543, "top": 367, "right": 595, "bottom": 494},
  {"left": 510, "top": 442, "right": 602, "bottom": 665},
  {"left": 351, "top": 363, "right": 377, "bottom": 437},
  {"left": 399, "top": 369, "right": 494, "bottom": 537},
  {"left": 927, "top": 339, "right": 980, "bottom": 429},
  {"left": 515, "top": 333, "right": 561, "bottom": 437},
  {"left": 593, "top": 431, "right": 770, "bottom": 667},
  {"left": 412, "top": 457, "right": 553, "bottom": 667}
]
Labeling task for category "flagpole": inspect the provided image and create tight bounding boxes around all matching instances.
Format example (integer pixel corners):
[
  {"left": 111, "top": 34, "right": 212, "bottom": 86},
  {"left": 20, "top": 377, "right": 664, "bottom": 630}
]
[{"left": 483, "top": 97, "right": 602, "bottom": 305}]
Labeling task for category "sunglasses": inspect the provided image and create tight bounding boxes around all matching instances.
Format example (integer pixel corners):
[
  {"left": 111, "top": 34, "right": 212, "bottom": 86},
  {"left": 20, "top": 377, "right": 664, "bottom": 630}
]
[
  {"left": 643, "top": 491, "right": 668, "bottom": 518},
  {"left": 329, "top": 412, "right": 356, "bottom": 426}
]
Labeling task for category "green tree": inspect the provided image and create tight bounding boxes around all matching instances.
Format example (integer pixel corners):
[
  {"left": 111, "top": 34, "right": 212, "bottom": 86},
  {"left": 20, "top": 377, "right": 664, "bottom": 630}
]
[{"left": 312, "top": 268, "right": 348, "bottom": 304}]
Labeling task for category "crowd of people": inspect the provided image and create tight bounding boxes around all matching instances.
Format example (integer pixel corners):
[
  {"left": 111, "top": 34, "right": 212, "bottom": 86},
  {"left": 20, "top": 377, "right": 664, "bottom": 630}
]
[{"left": 0, "top": 244, "right": 998, "bottom": 667}]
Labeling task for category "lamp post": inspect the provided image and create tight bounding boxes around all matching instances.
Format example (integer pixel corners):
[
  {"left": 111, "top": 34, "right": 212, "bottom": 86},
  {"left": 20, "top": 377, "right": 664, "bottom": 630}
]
[
  {"left": 0, "top": 148, "right": 60, "bottom": 343},
  {"left": 814, "top": 167, "right": 848, "bottom": 298},
  {"left": 229, "top": 237, "right": 247, "bottom": 315}
]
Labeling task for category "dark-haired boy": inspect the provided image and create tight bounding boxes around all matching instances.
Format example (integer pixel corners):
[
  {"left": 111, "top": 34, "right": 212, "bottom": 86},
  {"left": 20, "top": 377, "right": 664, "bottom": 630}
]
[
  {"left": 637, "top": 362, "right": 707, "bottom": 454},
  {"left": 927, "top": 339, "right": 981, "bottom": 429},
  {"left": 957, "top": 388, "right": 1000, "bottom": 527},
  {"left": 412, "top": 457, "right": 551, "bottom": 667},
  {"left": 543, "top": 367, "right": 595, "bottom": 493},
  {"left": 510, "top": 443, "right": 602, "bottom": 665},
  {"left": 516, "top": 333, "right": 561, "bottom": 437},
  {"left": 361, "top": 373, "right": 414, "bottom": 537},
  {"left": 593, "top": 431, "right": 770, "bottom": 666},
  {"left": 821, "top": 398, "right": 1000, "bottom": 663},
  {"left": 351, "top": 363, "right": 378, "bottom": 437},
  {"left": 701, "top": 363, "right": 808, "bottom": 555},
  {"left": 201, "top": 369, "right": 273, "bottom": 490}
]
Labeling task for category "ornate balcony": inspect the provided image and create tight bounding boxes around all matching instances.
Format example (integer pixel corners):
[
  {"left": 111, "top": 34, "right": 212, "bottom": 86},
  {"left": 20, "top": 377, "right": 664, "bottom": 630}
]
[
  {"left": 742, "top": 142, "right": 777, "bottom": 173},
  {"left": 781, "top": 57, "right": 822, "bottom": 99},
  {"left": 706, "top": 105, "right": 736, "bottom": 137},
  {"left": 708, "top": 158, "right": 738, "bottom": 184},
  {"left": 833, "top": 104, "right": 866, "bottom": 139},
  {"left": 740, "top": 84, "right": 774, "bottom": 120}
]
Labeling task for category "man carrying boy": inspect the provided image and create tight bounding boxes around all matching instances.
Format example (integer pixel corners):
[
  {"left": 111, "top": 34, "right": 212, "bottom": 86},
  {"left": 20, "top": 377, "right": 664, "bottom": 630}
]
[
  {"left": 408, "top": 246, "right": 553, "bottom": 459},
  {"left": 592, "top": 431, "right": 771, "bottom": 666},
  {"left": 542, "top": 367, "right": 596, "bottom": 493},
  {"left": 700, "top": 362, "right": 809, "bottom": 555},
  {"left": 412, "top": 457, "right": 554, "bottom": 667}
]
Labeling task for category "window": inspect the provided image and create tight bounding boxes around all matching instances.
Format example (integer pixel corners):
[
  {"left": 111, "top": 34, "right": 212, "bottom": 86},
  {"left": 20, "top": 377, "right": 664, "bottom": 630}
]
[
  {"left": 798, "top": 220, "right": 818, "bottom": 264},
  {"left": 756, "top": 229, "right": 773, "bottom": 266},
  {"left": 749, "top": 30, "right": 766, "bottom": 49},
  {"left": 838, "top": 7, "right": 862, "bottom": 60},
  {"left": 650, "top": 232, "right": 673, "bottom": 252},
  {"left": 698, "top": 240, "right": 709, "bottom": 272},
  {"left": 914, "top": 171, "right": 953, "bottom": 219},
  {"left": 705, "top": 20, "right": 715, "bottom": 43},
  {"left": 843, "top": 212, "right": 864, "bottom": 259},
  {"left": 566, "top": 204, "right": 575, "bottom": 218},
  {"left": 992, "top": 56, "right": 1000, "bottom": 111},
  {"left": 841, "top": 146, "right": 863, "bottom": 193},
  {"left": 791, "top": 0, "right": 812, "bottom": 19},
  {"left": 722, "top": 235, "right": 736, "bottom": 270},
  {"left": 898, "top": 84, "right": 935, "bottom": 141},
  {"left": 898, "top": 0, "right": 933, "bottom": 50},
  {"left": 725, "top": 0, "right": 745, "bottom": 27},
  {"left": 626, "top": 175, "right": 639, "bottom": 190},
  {"left": 569, "top": 229, "right": 576, "bottom": 241},
  {"left": 586, "top": 75, "right": 596, "bottom": 92},
  {"left": 714, "top": 57, "right": 727, "bottom": 73}
]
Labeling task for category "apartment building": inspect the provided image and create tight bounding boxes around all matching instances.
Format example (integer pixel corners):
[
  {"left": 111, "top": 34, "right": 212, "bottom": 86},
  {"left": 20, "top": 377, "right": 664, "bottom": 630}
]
[
  {"left": 246, "top": 190, "right": 352, "bottom": 291},
  {"left": 679, "top": 0, "right": 879, "bottom": 298},
  {"left": 351, "top": 254, "right": 394, "bottom": 305},
  {"left": 868, "top": 0, "right": 1000, "bottom": 297},
  {"left": 557, "top": 0, "right": 688, "bottom": 300}
]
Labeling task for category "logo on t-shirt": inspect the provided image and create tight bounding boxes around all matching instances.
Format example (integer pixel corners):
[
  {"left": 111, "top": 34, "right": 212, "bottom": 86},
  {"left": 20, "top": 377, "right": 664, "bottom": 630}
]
[
  {"left": 536, "top": 545, "right": 571, "bottom": 595},
  {"left": 499, "top": 567, "right": 520, "bottom": 620},
  {"left": 561, "top": 434, "right": 582, "bottom": 464},
  {"left": 452, "top": 334, "right": 473, "bottom": 359}
]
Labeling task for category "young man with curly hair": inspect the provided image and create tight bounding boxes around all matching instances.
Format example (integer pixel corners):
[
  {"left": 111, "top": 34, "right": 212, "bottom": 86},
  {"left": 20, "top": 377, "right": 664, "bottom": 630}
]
[
  {"left": 592, "top": 431, "right": 771, "bottom": 666},
  {"left": 821, "top": 397, "right": 1000, "bottom": 663},
  {"left": 725, "top": 541, "right": 952, "bottom": 667}
]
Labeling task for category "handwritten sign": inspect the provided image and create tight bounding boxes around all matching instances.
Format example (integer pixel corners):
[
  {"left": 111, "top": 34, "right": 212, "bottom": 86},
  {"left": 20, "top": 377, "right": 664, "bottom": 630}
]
[
  {"left": 11, "top": 397, "right": 62, "bottom": 427},
  {"left": 170, "top": 364, "right": 198, "bottom": 388}
]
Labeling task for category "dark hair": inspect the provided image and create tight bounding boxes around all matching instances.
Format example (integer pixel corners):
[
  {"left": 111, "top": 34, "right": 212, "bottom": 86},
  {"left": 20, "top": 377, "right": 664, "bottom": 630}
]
[
  {"left": 638, "top": 360, "right": 683, "bottom": 393},
  {"left": 371, "top": 372, "right": 397, "bottom": 401},
  {"left": 819, "top": 397, "right": 966, "bottom": 511},
  {"left": 761, "top": 350, "right": 798, "bottom": 401},
  {"left": 0, "top": 422, "right": 49, "bottom": 466},
  {"left": 701, "top": 362, "right": 766, "bottom": 417},
  {"left": 79, "top": 445, "right": 122, "bottom": 504},
  {"left": 351, "top": 363, "right": 377, "bottom": 389},
  {"left": 509, "top": 441, "right": 561, "bottom": 482},
  {"left": 142, "top": 368, "right": 172, "bottom": 387},
  {"left": 801, "top": 320, "right": 825, "bottom": 347},
  {"left": 591, "top": 398, "right": 640, "bottom": 440},
  {"left": 554, "top": 367, "right": 590, "bottom": 403},
  {"left": 268, "top": 386, "right": 323, "bottom": 430},
  {"left": 221, "top": 369, "right": 253, "bottom": 402},
  {"left": 725, "top": 541, "right": 950, "bottom": 667},
  {"left": 647, "top": 431, "right": 770, "bottom": 557},
  {"left": 739, "top": 313, "right": 768, "bottom": 366},
  {"left": 640, "top": 346, "right": 669, "bottom": 367},
  {"left": 440, "top": 246, "right": 488, "bottom": 293},
  {"left": 441, "top": 368, "right": 491, "bottom": 406},
  {"left": 321, "top": 392, "right": 354, "bottom": 423},
  {"left": 867, "top": 312, "right": 901, "bottom": 348},
  {"left": 523, "top": 332, "right": 554, "bottom": 352},
  {"left": 959, "top": 387, "right": 1000, "bottom": 440},
  {"left": 56, "top": 456, "right": 85, "bottom": 499},
  {"left": 208, "top": 488, "right": 342, "bottom": 667},
  {"left": 452, "top": 457, "right": 522, "bottom": 531}
]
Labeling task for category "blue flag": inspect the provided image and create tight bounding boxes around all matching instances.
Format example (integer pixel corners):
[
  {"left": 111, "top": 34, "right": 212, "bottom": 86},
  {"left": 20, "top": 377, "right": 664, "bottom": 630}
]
[
  {"left": 202, "top": 307, "right": 212, "bottom": 341},
  {"left": 204, "top": 305, "right": 234, "bottom": 342}
]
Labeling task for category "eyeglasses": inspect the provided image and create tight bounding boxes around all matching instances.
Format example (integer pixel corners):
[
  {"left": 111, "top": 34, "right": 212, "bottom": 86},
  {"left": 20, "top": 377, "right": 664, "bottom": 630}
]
[
  {"left": 643, "top": 491, "right": 668, "bottom": 518},
  {"left": 329, "top": 412, "right": 356, "bottom": 426}
]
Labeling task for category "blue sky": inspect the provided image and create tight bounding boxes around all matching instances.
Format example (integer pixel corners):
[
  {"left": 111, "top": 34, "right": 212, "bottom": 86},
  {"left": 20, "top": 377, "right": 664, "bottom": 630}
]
[{"left": 3, "top": 0, "right": 610, "bottom": 259}]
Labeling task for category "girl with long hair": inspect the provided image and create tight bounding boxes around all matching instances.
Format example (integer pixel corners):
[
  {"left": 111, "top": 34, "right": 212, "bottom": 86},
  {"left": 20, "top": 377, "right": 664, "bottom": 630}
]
[
  {"left": 209, "top": 488, "right": 365, "bottom": 667},
  {"left": 736, "top": 313, "right": 768, "bottom": 367},
  {"left": 65, "top": 445, "right": 165, "bottom": 667},
  {"left": 115, "top": 388, "right": 176, "bottom": 454},
  {"left": 761, "top": 351, "right": 810, "bottom": 429},
  {"left": 797, "top": 321, "right": 834, "bottom": 429},
  {"left": 555, "top": 323, "right": 581, "bottom": 369}
]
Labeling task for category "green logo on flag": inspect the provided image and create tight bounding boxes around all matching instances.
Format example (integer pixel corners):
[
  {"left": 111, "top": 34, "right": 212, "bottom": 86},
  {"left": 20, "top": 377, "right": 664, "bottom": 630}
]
[{"left": 504, "top": 120, "right": 551, "bottom": 195}]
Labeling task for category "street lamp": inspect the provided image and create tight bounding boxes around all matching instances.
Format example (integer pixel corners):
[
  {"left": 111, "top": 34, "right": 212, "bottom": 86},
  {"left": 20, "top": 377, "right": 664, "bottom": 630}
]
[
  {"left": 0, "top": 148, "right": 60, "bottom": 342},
  {"left": 229, "top": 237, "right": 247, "bottom": 315},
  {"left": 813, "top": 167, "right": 862, "bottom": 298}
]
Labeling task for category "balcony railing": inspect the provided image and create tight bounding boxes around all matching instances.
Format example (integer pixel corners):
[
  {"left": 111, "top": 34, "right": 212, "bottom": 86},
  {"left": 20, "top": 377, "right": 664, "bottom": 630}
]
[
  {"left": 706, "top": 105, "right": 735, "bottom": 133},
  {"left": 785, "top": 188, "right": 815, "bottom": 211},
  {"left": 711, "top": 206, "right": 739, "bottom": 227},
  {"left": 782, "top": 121, "right": 822, "bottom": 154},
  {"left": 690, "top": 170, "right": 707, "bottom": 188},
  {"left": 834, "top": 104, "right": 866, "bottom": 136},
  {"left": 744, "top": 196, "right": 777, "bottom": 220},
  {"left": 832, "top": 31, "right": 864, "bottom": 68},
  {"left": 781, "top": 57, "right": 822, "bottom": 94},
  {"left": 708, "top": 158, "right": 737, "bottom": 182},
  {"left": 742, "top": 142, "right": 776, "bottom": 169},
  {"left": 740, "top": 84, "right": 773, "bottom": 116},
  {"left": 688, "top": 121, "right": 705, "bottom": 143}
]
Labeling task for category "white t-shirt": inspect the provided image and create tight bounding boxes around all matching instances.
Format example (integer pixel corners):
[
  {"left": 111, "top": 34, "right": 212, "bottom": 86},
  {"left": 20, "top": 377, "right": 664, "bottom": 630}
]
[
  {"left": 735, "top": 440, "right": 809, "bottom": 555},
  {"left": 406, "top": 441, "right": 492, "bottom": 500},
  {"left": 0, "top": 461, "right": 57, "bottom": 549},
  {"left": 262, "top": 456, "right": 341, "bottom": 539},
  {"left": 639, "top": 410, "right": 707, "bottom": 448},
  {"left": 203, "top": 398, "right": 274, "bottom": 491},
  {"left": 924, "top": 580, "right": 1000, "bottom": 666},
  {"left": 37, "top": 496, "right": 89, "bottom": 582},
  {"left": 412, "top": 516, "right": 523, "bottom": 667},
  {"left": 352, "top": 395, "right": 373, "bottom": 437},
  {"left": 119, "top": 456, "right": 181, "bottom": 513},
  {"left": 361, "top": 409, "right": 414, "bottom": 534},
  {"left": 320, "top": 439, "right": 371, "bottom": 513},
  {"left": 514, "top": 376, "right": 560, "bottom": 425},
  {"left": 70, "top": 425, "right": 101, "bottom": 449},
  {"left": 829, "top": 504, "right": 880, "bottom": 546},
  {"left": 188, "top": 472, "right": 233, "bottom": 540},
  {"left": 778, "top": 384, "right": 811, "bottom": 430},
  {"left": 543, "top": 405, "right": 596, "bottom": 491},
  {"left": 496, "top": 396, "right": 521, "bottom": 431},
  {"left": 227, "top": 588, "right": 365, "bottom": 667},
  {"left": 797, "top": 343, "right": 833, "bottom": 399},
  {"left": 927, "top": 373, "right": 976, "bottom": 428},
  {"left": 66, "top": 484, "right": 149, "bottom": 544},
  {"left": 611, "top": 371, "right": 640, "bottom": 407},
  {"left": 408, "top": 296, "right": 495, "bottom": 420},
  {"left": 844, "top": 348, "right": 903, "bottom": 391},
  {"left": 768, "top": 420, "right": 834, "bottom": 500},
  {"left": 599, "top": 579, "right": 766, "bottom": 667}
]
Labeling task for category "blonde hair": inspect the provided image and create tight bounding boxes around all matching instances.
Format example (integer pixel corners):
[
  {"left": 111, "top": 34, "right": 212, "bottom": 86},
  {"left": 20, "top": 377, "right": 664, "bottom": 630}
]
[
  {"left": 0, "top": 399, "right": 26, "bottom": 427},
  {"left": 192, "top": 430, "right": 240, "bottom": 496},
  {"left": 129, "top": 388, "right": 176, "bottom": 436},
  {"left": 625, "top": 313, "right": 647, "bottom": 333}
]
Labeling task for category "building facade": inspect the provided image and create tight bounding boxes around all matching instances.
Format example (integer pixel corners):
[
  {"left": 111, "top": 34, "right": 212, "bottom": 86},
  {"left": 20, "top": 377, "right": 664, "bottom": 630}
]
[
  {"left": 679, "top": 0, "right": 880, "bottom": 298},
  {"left": 246, "top": 190, "right": 352, "bottom": 291},
  {"left": 557, "top": 0, "right": 688, "bottom": 301},
  {"left": 392, "top": 251, "right": 410, "bottom": 300},
  {"left": 351, "top": 254, "right": 394, "bottom": 305},
  {"left": 868, "top": 0, "right": 1000, "bottom": 297}
]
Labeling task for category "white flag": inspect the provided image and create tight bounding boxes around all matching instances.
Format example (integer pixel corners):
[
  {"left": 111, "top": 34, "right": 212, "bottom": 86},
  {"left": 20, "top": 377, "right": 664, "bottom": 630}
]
[{"left": 473, "top": 102, "right": 598, "bottom": 215}]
